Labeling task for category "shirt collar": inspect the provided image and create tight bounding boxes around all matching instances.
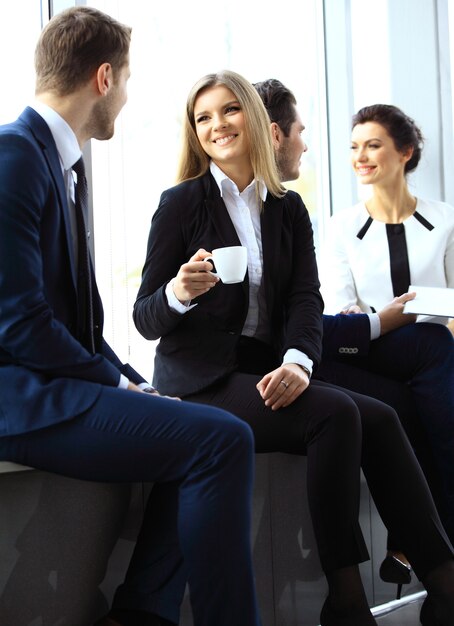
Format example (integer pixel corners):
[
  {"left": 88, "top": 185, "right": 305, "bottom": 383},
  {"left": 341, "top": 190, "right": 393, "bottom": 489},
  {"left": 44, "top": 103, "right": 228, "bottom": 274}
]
[
  {"left": 210, "top": 161, "right": 267, "bottom": 202},
  {"left": 31, "top": 101, "right": 82, "bottom": 171}
]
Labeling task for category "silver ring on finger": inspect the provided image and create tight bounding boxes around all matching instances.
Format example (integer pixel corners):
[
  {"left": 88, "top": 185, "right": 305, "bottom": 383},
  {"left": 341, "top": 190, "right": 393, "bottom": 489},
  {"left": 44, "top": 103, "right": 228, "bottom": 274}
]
[{"left": 279, "top": 379, "right": 289, "bottom": 389}]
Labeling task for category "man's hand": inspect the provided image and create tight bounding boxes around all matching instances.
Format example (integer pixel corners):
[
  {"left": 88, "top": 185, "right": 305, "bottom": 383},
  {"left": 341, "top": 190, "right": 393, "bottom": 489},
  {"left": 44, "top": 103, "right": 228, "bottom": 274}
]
[
  {"left": 340, "top": 304, "right": 363, "bottom": 314},
  {"left": 127, "top": 381, "right": 144, "bottom": 393},
  {"left": 378, "top": 292, "right": 417, "bottom": 335},
  {"left": 173, "top": 248, "right": 219, "bottom": 303},
  {"left": 127, "top": 382, "right": 180, "bottom": 401},
  {"left": 256, "top": 363, "right": 309, "bottom": 411}
]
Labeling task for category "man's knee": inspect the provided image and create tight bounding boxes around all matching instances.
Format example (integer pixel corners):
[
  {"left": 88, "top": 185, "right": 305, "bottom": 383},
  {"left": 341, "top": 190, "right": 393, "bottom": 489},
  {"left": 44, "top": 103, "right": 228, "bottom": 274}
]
[
  {"left": 211, "top": 407, "right": 255, "bottom": 450},
  {"left": 187, "top": 401, "right": 254, "bottom": 454},
  {"left": 411, "top": 322, "right": 454, "bottom": 357}
]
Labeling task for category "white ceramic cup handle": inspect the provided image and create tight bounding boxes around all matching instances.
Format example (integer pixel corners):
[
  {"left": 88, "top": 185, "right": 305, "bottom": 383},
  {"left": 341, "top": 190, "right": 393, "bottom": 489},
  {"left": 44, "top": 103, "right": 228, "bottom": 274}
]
[{"left": 205, "top": 256, "right": 218, "bottom": 277}]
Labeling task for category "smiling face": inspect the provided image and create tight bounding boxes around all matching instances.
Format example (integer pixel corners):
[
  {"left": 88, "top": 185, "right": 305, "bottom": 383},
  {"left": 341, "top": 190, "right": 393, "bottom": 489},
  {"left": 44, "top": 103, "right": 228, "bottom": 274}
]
[
  {"left": 194, "top": 84, "right": 252, "bottom": 180},
  {"left": 350, "top": 121, "right": 412, "bottom": 186}
]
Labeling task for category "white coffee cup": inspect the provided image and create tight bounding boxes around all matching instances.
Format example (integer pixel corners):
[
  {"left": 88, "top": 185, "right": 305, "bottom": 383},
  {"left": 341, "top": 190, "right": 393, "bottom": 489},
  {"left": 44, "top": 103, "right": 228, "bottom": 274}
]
[{"left": 206, "top": 246, "right": 248, "bottom": 284}]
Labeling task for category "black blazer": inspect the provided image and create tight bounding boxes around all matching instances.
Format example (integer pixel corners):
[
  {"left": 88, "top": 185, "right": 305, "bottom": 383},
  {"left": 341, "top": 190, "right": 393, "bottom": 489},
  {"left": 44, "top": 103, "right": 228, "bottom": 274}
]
[{"left": 134, "top": 171, "right": 323, "bottom": 397}]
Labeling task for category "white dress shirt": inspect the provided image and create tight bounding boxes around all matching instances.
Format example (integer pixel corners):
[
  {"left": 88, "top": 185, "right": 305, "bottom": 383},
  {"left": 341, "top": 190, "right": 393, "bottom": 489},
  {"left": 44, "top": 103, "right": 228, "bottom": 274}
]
[{"left": 210, "top": 161, "right": 266, "bottom": 337}]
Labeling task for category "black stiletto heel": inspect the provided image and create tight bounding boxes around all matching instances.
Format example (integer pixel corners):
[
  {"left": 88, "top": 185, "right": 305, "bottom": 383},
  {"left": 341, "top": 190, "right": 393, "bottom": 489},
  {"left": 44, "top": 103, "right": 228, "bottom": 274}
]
[{"left": 379, "top": 555, "right": 411, "bottom": 600}]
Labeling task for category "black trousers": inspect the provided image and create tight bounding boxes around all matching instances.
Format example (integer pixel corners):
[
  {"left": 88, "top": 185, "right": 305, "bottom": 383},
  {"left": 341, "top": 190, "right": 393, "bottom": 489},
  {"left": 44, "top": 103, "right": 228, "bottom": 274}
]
[
  {"left": 317, "top": 322, "right": 454, "bottom": 546},
  {"left": 186, "top": 339, "right": 453, "bottom": 577}
]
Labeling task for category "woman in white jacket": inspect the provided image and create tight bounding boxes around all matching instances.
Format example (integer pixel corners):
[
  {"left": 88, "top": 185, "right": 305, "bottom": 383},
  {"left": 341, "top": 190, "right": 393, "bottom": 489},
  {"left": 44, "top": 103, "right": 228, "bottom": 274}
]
[
  {"left": 321, "top": 104, "right": 454, "bottom": 323},
  {"left": 320, "top": 103, "right": 454, "bottom": 598}
]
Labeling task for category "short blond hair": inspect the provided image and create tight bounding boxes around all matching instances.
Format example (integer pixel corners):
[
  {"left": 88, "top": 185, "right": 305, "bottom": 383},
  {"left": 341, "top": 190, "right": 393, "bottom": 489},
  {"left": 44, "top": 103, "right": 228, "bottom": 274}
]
[
  {"left": 177, "top": 70, "right": 285, "bottom": 199},
  {"left": 35, "top": 6, "right": 131, "bottom": 96}
]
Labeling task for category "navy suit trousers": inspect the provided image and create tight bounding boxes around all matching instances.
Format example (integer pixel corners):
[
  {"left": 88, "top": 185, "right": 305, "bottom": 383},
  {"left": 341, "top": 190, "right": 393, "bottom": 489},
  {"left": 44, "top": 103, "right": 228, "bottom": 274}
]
[{"left": 0, "top": 387, "right": 261, "bottom": 626}]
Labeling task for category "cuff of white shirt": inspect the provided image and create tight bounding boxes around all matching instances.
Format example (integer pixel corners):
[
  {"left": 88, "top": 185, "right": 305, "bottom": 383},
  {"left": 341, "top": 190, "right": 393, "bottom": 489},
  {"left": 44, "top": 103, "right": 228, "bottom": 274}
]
[
  {"left": 118, "top": 374, "right": 129, "bottom": 389},
  {"left": 368, "top": 313, "right": 381, "bottom": 340},
  {"left": 138, "top": 382, "right": 156, "bottom": 392},
  {"left": 165, "top": 279, "right": 198, "bottom": 314},
  {"left": 283, "top": 349, "right": 313, "bottom": 377},
  {"left": 119, "top": 377, "right": 156, "bottom": 392}
]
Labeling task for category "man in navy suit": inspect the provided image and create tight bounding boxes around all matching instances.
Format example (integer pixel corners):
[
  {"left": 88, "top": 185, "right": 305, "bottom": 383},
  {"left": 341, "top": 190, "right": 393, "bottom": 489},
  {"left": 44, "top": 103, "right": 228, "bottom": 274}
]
[
  {"left": 254, "top": 78, "right": 454, "bottom": 548},
  {"left": 0, "top": 8, "right": 262, "bottom": 626}
]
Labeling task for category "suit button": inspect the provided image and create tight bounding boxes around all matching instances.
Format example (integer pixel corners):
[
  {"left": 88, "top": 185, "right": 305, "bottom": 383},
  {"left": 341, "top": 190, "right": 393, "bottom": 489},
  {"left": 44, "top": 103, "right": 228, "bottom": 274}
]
[
  {"left": 339, "top": 347, "right": 345, "bottom": 353},
  {"left": 352, "top": 348, "right": 358, "bottom": 354}
]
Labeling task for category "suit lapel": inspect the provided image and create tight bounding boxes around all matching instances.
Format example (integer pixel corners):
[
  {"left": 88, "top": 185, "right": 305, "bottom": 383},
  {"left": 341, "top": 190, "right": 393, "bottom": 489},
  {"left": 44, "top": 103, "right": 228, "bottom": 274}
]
[
  {"left": 261, "top": 193, "right": 283, "bottom": 310},
  {"left": 19, "top": 108, "right": 77, "bottom": 289},
  {"left": 203, "top": 173, "right": 242, "bottom": 247}
]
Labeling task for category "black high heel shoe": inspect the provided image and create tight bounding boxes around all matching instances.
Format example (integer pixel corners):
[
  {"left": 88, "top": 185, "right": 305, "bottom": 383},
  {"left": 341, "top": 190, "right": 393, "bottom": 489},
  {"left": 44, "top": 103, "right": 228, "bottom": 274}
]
[{"left": 379, "top": 555, "right": 412, "bottom": 600}]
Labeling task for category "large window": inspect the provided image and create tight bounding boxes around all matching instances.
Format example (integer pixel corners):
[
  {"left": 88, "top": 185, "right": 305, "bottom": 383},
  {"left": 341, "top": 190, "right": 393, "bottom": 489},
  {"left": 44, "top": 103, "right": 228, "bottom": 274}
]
[
  {"left": 449, "top": 0, "right": 454, "bottom": 161},
  {"left": 324, "top": 0, "right": 454, "bottom": 217},
  {"left": 90, "top": 0, "right": 328, "bottom": 380},
  {"left": 0, "top": 2, "right": 43, "bottom": 124}
]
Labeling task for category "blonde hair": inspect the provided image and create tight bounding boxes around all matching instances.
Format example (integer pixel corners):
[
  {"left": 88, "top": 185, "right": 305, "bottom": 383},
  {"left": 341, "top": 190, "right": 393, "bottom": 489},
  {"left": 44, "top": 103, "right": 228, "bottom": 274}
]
[{"left": 177, "top": 70, "right": 285, "bottom": 199}]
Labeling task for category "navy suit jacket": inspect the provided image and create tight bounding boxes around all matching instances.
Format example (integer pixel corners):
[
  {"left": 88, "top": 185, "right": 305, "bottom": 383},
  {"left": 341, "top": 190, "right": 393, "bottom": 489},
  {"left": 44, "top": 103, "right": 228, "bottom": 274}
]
[
  {"left": 321, "top": 313, "right": 371, "bottom": 360},
  {"left": 0, "top": 107, "right": 144, "bottom": 435},
  {"left": 134, "top": 171, "right": 323, "bottom": 397}
]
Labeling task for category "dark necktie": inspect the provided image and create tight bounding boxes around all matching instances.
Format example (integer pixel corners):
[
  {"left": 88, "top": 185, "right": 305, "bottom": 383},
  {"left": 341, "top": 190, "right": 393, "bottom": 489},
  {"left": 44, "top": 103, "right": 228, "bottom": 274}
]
[{"left": 72, "top": 157, "right": 95, "bottom": 353}]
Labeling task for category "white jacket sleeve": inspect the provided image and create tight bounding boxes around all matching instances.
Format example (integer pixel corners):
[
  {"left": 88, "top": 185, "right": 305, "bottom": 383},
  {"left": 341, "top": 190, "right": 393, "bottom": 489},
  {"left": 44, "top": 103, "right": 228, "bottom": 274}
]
[{"left": 319, "top": 214, "right": 359, "bottom": 314}]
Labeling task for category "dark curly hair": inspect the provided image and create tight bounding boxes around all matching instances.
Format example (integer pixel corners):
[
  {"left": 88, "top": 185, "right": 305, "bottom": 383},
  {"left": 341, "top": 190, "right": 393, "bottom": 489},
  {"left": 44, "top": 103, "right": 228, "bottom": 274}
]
[{"left": 352, "top": 104, "right": 424, "bottom": 174}]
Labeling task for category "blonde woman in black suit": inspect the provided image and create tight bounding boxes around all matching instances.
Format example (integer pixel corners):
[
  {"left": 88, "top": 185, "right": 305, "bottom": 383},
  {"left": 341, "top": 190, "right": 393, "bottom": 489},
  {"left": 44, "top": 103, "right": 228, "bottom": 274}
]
[{"left": 134, "top": 71, "right": 454, "bottom": 626}]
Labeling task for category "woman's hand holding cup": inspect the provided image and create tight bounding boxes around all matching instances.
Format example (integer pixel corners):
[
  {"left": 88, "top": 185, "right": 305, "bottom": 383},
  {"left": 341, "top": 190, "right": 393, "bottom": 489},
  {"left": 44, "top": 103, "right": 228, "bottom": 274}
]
[
  {"left": 173, "top": 246, "right": 248, "bottom": 303},
  {"left": 173, "top": 248, "right": 219, "bottom": 303}
]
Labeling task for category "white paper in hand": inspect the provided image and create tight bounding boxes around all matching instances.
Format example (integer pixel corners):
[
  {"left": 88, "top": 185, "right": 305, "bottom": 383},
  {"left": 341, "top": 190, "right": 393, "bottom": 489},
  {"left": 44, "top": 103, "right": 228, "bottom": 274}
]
[{"left": 403, "top": 285, "right": 454, "bottom": 317}]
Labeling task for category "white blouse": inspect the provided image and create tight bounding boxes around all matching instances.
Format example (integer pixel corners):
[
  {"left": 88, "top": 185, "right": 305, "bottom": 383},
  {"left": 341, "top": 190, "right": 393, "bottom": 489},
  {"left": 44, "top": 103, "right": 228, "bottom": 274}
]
[{"left": 320, "top": 198, "right": 454, "bottom": 319}]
